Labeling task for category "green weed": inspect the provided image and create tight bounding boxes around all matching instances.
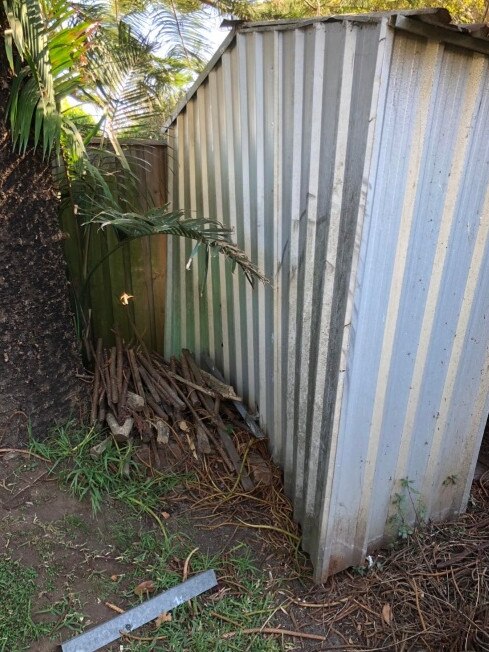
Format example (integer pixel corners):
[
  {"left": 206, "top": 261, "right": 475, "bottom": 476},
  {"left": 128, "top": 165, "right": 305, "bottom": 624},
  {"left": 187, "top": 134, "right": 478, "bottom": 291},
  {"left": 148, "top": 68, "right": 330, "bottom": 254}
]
[
  {"left": 35, "top": 595, "right": 86, "bottom": 635},
  {"left": 0, "top": 556, "right": 49, "bottom": 651},
  {"left": 389, "top": 477, "right": 427, "bottom": 539},
  {"left": 30, "top": 422, "right": 187, "bottom": 530},
  {"left": 116, "top": 535, "right": 281, "bottom": 651}
]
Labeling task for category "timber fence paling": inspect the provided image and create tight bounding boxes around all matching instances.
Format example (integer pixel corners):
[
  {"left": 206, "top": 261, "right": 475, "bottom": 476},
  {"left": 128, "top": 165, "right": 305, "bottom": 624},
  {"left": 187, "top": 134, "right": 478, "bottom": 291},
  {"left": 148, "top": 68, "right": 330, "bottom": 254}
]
[{"left": 58, "top": 139, "right": 168, "bottom": 353}]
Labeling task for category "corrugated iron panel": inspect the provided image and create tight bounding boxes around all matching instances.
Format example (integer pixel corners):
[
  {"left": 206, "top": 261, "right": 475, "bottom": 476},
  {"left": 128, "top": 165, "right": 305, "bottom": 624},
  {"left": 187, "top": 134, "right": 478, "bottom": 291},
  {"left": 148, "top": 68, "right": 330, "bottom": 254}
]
[
  {"left": 165, "top": 15, "right": 489, "bottom": 582},
  {"left": 318, "top": 33, "right": 489, "bottom": 580}
]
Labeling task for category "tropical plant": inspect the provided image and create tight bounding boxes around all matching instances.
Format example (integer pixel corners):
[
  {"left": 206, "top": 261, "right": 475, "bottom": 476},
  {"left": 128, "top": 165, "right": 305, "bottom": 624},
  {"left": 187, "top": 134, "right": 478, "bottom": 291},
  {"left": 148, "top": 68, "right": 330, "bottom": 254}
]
[
  {"left": 0, "top": 0, "right": 265, "bottom": 445},
  {"left": 3, "top": 0, "right": 264, "bottom": 335},
  {"left": 245, "top": 0, "right": 488, "bottom": 24}
]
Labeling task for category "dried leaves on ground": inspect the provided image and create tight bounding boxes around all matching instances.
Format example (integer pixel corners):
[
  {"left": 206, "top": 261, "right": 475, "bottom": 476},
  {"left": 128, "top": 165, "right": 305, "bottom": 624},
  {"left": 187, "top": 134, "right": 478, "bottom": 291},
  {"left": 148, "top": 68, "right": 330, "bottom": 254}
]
[
  {"left": 88, "top": 341, "right": 489, "bottom": 651},
  {"left": 275, "top": 477, "right": 489, "bottom": 651}
]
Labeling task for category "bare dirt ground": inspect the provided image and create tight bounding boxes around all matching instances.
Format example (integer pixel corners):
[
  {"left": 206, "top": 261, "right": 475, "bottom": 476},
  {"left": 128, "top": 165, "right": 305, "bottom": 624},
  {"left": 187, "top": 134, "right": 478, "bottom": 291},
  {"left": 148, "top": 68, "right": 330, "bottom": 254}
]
[{"left": 1, "top": 441, "right": 489, "bottom": 652}]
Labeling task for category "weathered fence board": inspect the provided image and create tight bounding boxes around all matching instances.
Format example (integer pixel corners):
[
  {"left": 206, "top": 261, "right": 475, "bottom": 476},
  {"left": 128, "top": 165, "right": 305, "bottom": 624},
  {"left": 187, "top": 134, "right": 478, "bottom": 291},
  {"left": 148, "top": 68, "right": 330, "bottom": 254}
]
[{"left": 59, "top": 139, "right": 167, "bottom": 352}]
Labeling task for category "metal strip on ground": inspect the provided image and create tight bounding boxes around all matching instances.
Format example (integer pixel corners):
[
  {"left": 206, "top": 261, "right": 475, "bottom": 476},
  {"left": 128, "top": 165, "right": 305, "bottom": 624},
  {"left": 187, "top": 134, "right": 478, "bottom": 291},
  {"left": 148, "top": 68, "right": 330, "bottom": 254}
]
[{"left": 61, "top": 570, "right": 217, "bottom": 652}]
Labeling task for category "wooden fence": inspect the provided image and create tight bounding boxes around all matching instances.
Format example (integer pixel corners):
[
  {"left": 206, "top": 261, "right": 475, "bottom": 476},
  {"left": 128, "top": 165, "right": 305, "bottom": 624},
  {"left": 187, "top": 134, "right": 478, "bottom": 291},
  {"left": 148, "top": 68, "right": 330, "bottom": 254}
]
[{"left": 60, "top": 139, "right": 168, "bottom": 353}]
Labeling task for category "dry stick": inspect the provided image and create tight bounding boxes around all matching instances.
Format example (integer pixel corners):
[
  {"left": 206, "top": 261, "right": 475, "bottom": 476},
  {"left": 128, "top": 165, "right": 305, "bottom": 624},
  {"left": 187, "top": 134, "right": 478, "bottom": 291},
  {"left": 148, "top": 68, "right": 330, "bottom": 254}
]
[
  {"left": 138, "top": 364, "right": 162, "bottom": 404},
  {"left": 195, "top": 422, "right": 211, "bottom": 454},
  {"left": 141, "top": 354, "right": 186, "bottom": 410},
  {"left": 90, "top": 350, "right": 101, "bottom": 425},
  {"left": 171, "top": 360, "right": 210, "bottom": 451},
  {"left": 180, "top": 354, "right": 200, "bottom": 406},
  {"left": 118, "top": 364, "right": 130, "bottom": 421},
  {"left": 90, "top": 338, "right": 106, "bottom": 394},
  {"left": 182, "top": 547, "right": 199, "bottom": 582},
  {"left": 0, "top": 449, "right": 50, "bottom": 463},
  {"left": 182, "top": 350, "right": 254, "bottom": 492},
  {"left": 135, "top": 348, "right": 158, "bottom": 375},
  {"left": 289, "top": 597, "right": 348, "bottom": 609},
  {"left": 127, "top": 349, "right": 145, "bottom": 400},
  {"left": 159, "top": 356, "right": 186, "bottom": 424},
  {"left": 121, "top": 632, "right": 167, "bottom": 643},
  {"left": 222, "top": 628, "right": 326, "bottom": 642},
  {"left": 163, "top": 370, "right": 234, "bottom": 474},
  {"left": 170, "top": 356, "right": 179, "bottom": 374},
  {"left": 105, "top": 602, "right": 125, "bottom": 614},
  {"left": 103, "top": 350, "right": 112, "bottom": 406},
  {"left": 110, "top": 346, "right": 118, "bottom": 404},
  {"left": 234, "top": 519, "right": 300, "bottom": 542},
  {"left": 98, "top": 389, "right": 107, "bottom": 423},
  {"left": 148, "top": 376, "right": 175, "bottom": 412},
  {"left": 115, "top": 334, "right": 124, "bottom": 398},
  {"left": 201, "top": 352, "right": 265, "bottom": 440},
  {"left": 102, "top": 351, "right": 117, "bottom": 418},
  {"left": 410, "top": 578, "right": 427, "bottom": 632},
  {"left": 151, "top": 372, "right": 184, "bottom": 414},
  {"left": 147, "top": 395, "right": 169, "bottom": 421},
  {"left": 165, "top": 370, "right": 217, "bottom": 398}
]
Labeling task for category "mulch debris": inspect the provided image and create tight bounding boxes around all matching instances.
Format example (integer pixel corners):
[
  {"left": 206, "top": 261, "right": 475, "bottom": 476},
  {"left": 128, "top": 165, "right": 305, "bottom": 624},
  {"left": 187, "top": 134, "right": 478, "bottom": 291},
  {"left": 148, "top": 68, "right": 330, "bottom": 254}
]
[{"left": 89, "top": 339, "right": 489, "bottom": 650}]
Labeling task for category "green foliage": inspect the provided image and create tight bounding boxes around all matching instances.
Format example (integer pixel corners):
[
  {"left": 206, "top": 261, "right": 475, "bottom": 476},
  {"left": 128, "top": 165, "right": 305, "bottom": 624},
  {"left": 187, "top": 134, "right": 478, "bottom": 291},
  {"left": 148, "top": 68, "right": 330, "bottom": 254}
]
[
  {"left": 4, "top": 0, "right": 90, "bottom": 156},
  {"left": 2, "top": 0, "right": 208, "bottom": 152},
  {"left": 246, "top": 0, "right": 487, "bottom": 24},
  {"left": 115, "top": 536, "right": 281, "bottom": 652},
  {"left": 61, "top": 100, "right": 99, "bottom": 137},
  {"left": 90, "top": 207, "right": 267, "bottom": 285},
  {"left": 389, "top": 477, "right": 427, "bottom": 540},
  {"left": 29, "top": 422, "right": 186, "bottom": 524},
  {"left": 0, "top": 557, "right": 44, "bottom": 651}
]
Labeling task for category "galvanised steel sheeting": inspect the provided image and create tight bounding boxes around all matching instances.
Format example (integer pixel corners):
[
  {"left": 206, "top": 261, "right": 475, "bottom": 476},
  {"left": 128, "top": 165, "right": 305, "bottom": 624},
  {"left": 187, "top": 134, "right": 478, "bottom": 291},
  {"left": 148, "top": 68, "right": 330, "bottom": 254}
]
[{"left": 165, "top": 11, "right": 489, "bottom": 581}]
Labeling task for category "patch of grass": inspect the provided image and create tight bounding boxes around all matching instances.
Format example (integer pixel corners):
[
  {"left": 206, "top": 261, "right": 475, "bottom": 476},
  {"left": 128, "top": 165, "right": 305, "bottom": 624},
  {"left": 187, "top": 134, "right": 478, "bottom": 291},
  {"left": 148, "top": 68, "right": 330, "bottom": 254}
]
[
  {"left": 36, "top": 594, "right": 87, "bottom": 635},
  {"left": 89, "top": 570, "right": 123, "bottom": 601},
  {"left": 0, "top": 556, "right": 49, "bottom": 651},
  {"left": 61, "top": 513, "right": 91, "bottom": 537},
  {"left": 114, "top": 533, "right": 281, "bottom": 651},
  {"left": 26, "top": 423, "right": 285, "bottom": 650},
  {"left": 30, "top": 422, "right": 187, "bottom": 529},
  {"left": 108, "top": 517, "right": 143, "bottom": 552}
]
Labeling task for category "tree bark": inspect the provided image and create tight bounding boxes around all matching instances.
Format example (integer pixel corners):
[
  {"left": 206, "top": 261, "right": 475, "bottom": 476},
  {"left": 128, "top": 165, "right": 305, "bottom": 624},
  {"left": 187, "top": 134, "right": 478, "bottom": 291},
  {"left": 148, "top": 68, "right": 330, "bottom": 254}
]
[{"left": 0, "top": 37, "right": 87, "bottom": 446}]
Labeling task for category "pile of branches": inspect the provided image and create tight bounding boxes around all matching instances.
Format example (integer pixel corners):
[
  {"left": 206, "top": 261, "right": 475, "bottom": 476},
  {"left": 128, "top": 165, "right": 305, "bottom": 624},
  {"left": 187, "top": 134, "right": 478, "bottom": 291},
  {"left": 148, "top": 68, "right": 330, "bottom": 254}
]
[{"left": 90, "top": 339, "right": 264, "bottom": 491}]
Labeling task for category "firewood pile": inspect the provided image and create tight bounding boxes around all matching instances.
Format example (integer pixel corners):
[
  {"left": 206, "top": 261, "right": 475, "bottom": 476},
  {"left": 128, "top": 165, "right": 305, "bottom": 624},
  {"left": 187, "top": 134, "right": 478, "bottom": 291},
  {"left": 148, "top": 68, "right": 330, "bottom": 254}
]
[{"left": 90, "top": 339, "right": 265, "bottom": 491}]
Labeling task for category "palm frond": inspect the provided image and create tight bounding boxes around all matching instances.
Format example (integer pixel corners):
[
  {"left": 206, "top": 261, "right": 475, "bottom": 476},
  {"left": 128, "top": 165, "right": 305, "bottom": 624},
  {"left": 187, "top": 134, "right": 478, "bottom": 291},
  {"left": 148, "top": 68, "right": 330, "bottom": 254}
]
[
  {"left": 77, "top": 22, "right": 171, "bottom": 139},
  {"left": 148, "top": 2, "right": 211, "bottom": 65},
  {"left": 4, "top": 0, "right": 89, "bottom": 155},
  {"left": 89, "top": 207, "right": 267, "bottom": 286}
]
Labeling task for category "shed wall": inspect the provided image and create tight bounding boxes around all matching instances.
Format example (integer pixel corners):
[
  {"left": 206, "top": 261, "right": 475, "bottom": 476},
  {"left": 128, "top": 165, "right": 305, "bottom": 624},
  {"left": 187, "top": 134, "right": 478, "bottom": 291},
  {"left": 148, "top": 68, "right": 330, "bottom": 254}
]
[
  {"left": 165, "top": 18, "right": 489, "bottom": 581},
  {"left": 319, "top": 31, "right": 489, "bottom": 577}
]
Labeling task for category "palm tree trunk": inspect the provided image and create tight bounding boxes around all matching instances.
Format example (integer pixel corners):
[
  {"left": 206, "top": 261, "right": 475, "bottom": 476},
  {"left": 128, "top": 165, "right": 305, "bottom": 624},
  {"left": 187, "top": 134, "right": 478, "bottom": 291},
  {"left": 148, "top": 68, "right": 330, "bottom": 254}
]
[{"left": 0, "top": 42, "right": 87, "bottom": 446}]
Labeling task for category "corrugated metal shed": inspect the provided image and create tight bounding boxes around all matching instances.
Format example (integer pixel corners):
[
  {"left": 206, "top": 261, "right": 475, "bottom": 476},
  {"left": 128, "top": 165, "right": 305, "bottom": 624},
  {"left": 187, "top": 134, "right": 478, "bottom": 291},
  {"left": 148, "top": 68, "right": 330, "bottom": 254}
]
[{"left": 164, "top": 8, "right": 489, "bottom": 582}]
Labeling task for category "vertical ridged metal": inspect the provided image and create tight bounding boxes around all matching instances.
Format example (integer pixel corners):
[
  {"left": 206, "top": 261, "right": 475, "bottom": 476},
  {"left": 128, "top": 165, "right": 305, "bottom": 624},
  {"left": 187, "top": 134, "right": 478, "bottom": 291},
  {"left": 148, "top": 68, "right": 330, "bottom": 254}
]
[{"left": 165, "top": 14, "right": 489, "bottom": 582}]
